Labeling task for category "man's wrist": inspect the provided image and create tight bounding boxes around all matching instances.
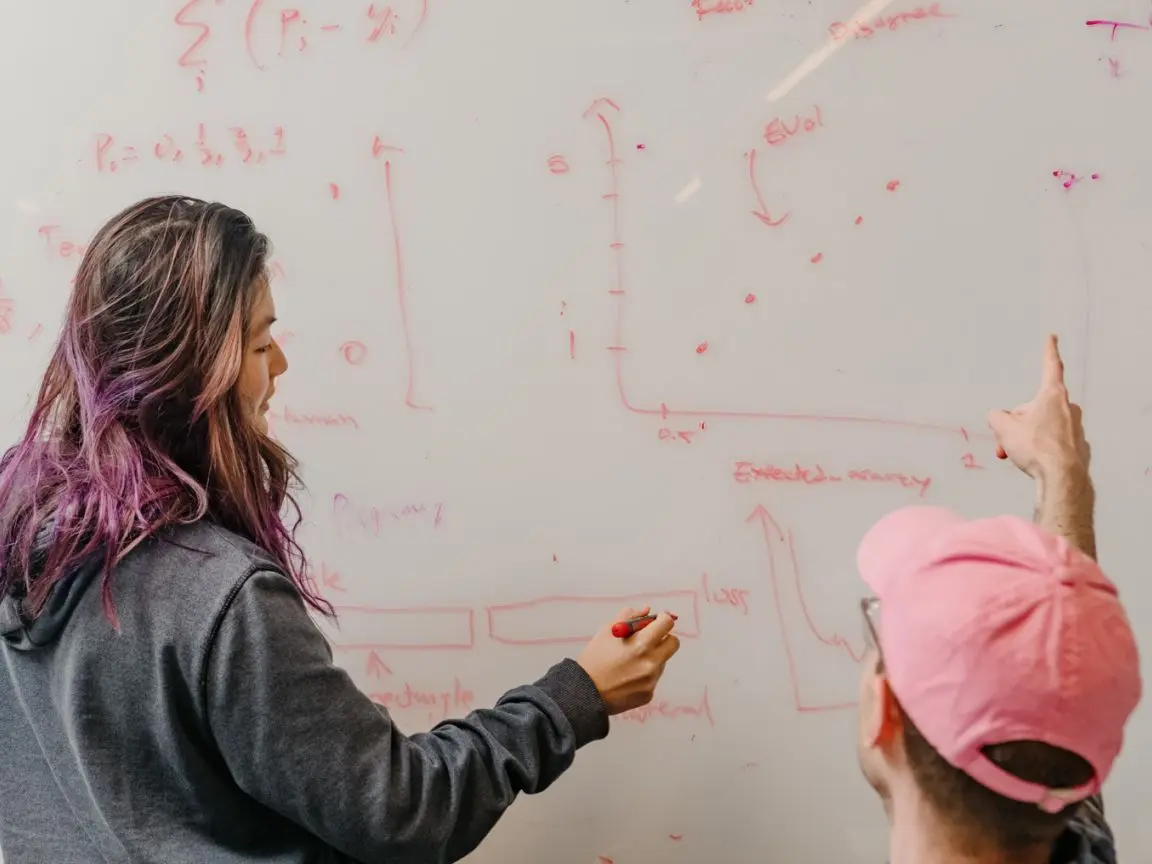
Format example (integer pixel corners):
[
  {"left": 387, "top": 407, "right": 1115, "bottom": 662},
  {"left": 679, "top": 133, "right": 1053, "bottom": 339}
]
[
  {"left": 1035, "top": 451, "right": 1090, "bottom": 492},
  {"left": 1034, "top": 457, "right": 1096, "bottom": 558}
]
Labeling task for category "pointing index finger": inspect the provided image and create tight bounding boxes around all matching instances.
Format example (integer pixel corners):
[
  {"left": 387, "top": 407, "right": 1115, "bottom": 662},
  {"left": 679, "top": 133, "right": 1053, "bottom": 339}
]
[{"left": 1041, "top": 334, "right": 1065, "bottom": 390}]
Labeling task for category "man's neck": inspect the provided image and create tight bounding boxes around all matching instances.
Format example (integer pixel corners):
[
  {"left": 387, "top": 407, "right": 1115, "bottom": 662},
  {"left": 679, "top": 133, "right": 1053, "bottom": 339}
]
[{"left": 888, "top": 792, "right": 1051, "bottom": 864}]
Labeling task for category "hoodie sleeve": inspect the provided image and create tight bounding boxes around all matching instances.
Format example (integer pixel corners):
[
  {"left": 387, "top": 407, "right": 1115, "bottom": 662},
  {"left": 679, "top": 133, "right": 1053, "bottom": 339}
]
[
  {"left": 202, "top": 570, "right": 609, "bottom": 863},
  {"left": 1051, "top": 796, "right": 1115, "bottom": 864}
]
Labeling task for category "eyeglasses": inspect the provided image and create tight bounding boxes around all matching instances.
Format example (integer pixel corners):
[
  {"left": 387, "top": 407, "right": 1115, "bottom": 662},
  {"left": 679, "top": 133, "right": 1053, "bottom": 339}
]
[{"left": 861, "top": 596, "right": 881, "bottom": 655}]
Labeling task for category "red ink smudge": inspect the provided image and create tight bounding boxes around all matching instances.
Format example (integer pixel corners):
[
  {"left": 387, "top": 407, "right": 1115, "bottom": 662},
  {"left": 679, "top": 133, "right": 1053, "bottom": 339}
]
[
  {"left": 810, "top": 253, "right": 823, "bottom": 264},
  {"left": 552, "top": 554, "right": 558, "bottom": 563},
  {"left": 670, "top": 834, "right": 684, "bottom": 841},
  {"left": 696, "top": 341, "right": 709, "bottom": 354},
  {"left": 636, "top": 143, "right": 646, "bottom": 150},
  {"left": 744, "top": 293, "right": 756, "bottom": 304},
  {"left": 329, "top": 183, "right": 340, "bottom": 199},
  {"left": 854, "top": 215, "right": 863, "bottom": 225},
  {"left": 886, "top": 180, "right": 900, "bottom": 192}
]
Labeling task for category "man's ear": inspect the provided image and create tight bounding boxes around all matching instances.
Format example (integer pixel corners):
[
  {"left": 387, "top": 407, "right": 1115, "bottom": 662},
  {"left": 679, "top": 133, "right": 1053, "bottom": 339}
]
[{"left": 864, "top": 675, "right": 904, "bottom": 749}]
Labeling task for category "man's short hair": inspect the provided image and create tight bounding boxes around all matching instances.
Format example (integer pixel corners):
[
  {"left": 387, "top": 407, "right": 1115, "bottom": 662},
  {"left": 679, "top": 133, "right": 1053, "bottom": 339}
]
[{"left": 899, "top": 698, "right": 1095, "bottom": 854}]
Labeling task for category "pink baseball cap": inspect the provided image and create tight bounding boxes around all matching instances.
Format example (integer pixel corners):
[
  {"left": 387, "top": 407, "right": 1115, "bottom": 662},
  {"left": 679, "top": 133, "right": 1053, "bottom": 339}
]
[{"left": 858, "top": 506, "right": 1142, "bottom": 814}]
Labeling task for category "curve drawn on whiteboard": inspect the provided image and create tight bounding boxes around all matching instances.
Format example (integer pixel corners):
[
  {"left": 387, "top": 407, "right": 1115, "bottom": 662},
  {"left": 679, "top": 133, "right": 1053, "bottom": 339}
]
[
  {"left": 583, "top": 97, "right": 976, "bottom": 439},
  {"left": 748, "top": 505, "right": 863, "bottom": 713}
]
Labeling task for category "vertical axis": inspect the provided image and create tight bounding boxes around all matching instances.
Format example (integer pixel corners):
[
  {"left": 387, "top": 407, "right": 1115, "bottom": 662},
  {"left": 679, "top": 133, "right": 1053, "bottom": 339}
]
[{"left": 384, "top": 161, "right": 432, "bottom": 411}]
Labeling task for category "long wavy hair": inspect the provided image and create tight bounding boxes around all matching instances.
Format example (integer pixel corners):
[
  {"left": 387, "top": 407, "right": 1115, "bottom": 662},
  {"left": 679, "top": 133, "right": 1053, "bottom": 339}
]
[{"left": 0, "top": 196, "right": 331, "bottom": 621}]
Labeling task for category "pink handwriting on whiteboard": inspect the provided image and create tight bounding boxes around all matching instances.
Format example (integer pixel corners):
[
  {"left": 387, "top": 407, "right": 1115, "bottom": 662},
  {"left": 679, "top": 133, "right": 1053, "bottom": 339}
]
[
  {"left": 369, "top": 678, "right": 474, "bottom": 724},
  {"left": 829, "top": 3, "right": 952, "bottom": 41},
  {"left": 267, "top": 407, "right": 359, "bottom": 429},
  {"left": 0, "top": 280, "right": 12, "bottom": 335},
  {"left": 692, "top": 0, "right": 753, "bottom": 21},
  {"left": 614, "top": 688, "right": 715, "bottom": 726},
  {"left": 174, "top": 0, "right": 223, "bottom": 90},
  {"left": 95, "top": 126, "right": 286, "bottom": 173},
  {"left": 732, "top": 461, "right": 933, "bottom": 497},
  {"left": 332, "top": 493, "right": 444, "bottom": 538},
  {"left": 1085, "top": 18, "right": 1150, "bottom": 41},
  {"left": 764, "top": 106, "right": 824, "bottom": 147},
  {"left": 38, "top": 225, "right": 88, "bottom": 260},
  {"left": 244, "top": 0, "right": 430, "bottom": 71},
  {"left": 701, "top": 573, "right": 750, "bottom": 615}
]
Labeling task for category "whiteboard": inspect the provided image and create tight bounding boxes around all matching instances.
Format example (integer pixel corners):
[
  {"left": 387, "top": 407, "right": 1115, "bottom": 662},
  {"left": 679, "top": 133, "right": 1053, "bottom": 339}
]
[{"left": 2, "top": 1, "right": 1150, "bottom": 861}]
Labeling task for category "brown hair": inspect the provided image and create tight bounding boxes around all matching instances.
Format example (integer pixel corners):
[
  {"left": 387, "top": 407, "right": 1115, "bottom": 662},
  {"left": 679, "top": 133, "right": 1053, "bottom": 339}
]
[
  {"left": 899, "top": 700, "right": 1093, "bottom": 854},
  {"left": 0, "top": 196, "right": 331, "bottom": 621}
]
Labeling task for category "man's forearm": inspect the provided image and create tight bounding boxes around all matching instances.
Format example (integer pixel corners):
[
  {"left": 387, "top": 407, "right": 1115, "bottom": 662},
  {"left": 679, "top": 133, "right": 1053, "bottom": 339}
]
[{"left": 1035, "top": 461, "right": 1096, "bottom": 560}]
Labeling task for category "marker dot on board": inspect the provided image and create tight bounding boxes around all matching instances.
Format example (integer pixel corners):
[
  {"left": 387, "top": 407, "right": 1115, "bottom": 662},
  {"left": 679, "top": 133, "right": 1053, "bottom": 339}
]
[
  {"left": 636, "top": 143, "right": 646, "bottom": 150},
  {"left": 886, "top": 180, "right": 901, "bottom": 192},
  {"left": 695, "top": 341, "right": 709, "bottom": 354},
  {"left": 744, "top": 293, "right": 756, "bottom": 304},
  {"left": 854, "top": 215, "right": 863, "bottom": 225},
  {"left": 1091, "top": 172, "right": 1100, "bottom": 180},
  {"left": 810, "top": 252, "right": 823, "bottom": 264}
]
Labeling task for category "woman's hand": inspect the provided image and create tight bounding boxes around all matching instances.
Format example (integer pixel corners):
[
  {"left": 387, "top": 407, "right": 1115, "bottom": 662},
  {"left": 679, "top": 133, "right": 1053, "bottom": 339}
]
[{"left": 576, "top": 606, "right": 681, "bottom": 715}]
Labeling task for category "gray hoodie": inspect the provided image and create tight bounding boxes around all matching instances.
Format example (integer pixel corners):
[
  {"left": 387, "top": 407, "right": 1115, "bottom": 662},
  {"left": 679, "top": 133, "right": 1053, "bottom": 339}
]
[{"left": 0, "top": 521, "right": 609, "bottom": 863}]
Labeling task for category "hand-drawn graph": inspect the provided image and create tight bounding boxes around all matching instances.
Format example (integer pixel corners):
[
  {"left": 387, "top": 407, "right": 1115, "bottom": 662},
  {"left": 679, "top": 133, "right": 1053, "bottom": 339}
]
[
  {"left": 747, "top": 505, "right": 863, "bottom": 713},
  {"left": 581, "top": 97, "right": 978, "bottom": 442},
  {"left": 317, "top": 509, "right": 862, "bottom": 715}
]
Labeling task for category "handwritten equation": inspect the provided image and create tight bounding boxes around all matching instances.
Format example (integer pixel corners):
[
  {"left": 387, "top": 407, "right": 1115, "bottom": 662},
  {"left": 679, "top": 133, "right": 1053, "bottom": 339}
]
[
  {"left": 94, "top": 125, "right": 286, "bottom": 173},
  {"left": 175, "top": 0, "right": 430, "bottom": 87}
]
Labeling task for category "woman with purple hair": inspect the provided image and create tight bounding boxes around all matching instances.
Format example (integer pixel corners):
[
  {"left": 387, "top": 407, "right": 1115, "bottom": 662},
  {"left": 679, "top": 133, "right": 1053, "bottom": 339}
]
[{"left": 0, "top": 196, "right": 681, "bottom": 863}]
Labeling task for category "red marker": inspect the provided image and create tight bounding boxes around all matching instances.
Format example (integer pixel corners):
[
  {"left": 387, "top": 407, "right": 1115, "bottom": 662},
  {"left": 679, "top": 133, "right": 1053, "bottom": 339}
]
[{"left": 611, "top": 612, "right": 676, "bottom": 638}]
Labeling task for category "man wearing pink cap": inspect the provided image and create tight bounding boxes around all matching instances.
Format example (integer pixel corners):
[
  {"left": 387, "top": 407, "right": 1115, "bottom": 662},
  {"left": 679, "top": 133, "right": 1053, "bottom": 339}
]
[{"left": 855, "top": 336, "right": 1141, "bottom": 864}]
